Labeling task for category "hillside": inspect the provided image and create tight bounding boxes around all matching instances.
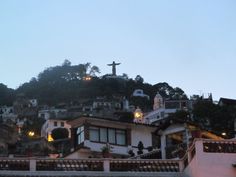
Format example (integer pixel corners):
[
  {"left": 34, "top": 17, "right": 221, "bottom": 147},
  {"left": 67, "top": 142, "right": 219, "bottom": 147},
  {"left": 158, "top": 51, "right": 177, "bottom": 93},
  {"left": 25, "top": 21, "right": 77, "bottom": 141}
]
[{"left": 1, "top": 61, "right": 187, "bottom": 109}]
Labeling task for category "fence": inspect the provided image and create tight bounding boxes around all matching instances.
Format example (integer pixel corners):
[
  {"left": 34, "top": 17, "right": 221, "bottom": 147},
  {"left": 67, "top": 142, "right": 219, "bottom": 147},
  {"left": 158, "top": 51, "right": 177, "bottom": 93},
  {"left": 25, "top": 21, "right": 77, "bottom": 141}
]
[
  {"left": 0, "top": 158, "right": 183, "bottom": 173},
  {"left": 0, "top": 139, "right": 235, "bottom": 173}
]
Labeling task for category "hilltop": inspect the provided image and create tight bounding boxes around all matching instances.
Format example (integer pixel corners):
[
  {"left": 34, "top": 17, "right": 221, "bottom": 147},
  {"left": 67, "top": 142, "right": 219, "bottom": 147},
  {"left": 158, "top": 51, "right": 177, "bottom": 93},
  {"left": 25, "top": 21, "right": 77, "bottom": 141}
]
[{"left": 0, "top": 60, "right": 187, "bottom": 110}]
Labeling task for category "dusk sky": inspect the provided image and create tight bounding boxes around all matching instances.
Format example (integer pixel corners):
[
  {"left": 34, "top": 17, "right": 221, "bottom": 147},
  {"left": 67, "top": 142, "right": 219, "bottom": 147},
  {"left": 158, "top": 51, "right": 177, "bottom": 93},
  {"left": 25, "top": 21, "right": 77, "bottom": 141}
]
[{"left": 1, "top": 0, "right": 236, "bottom": 100}]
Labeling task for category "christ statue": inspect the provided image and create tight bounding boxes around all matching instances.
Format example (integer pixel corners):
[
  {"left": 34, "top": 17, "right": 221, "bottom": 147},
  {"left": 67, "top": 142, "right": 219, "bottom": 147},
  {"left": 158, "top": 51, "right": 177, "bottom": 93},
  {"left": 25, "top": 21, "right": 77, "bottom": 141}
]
[{"left": 107, "top": 61, "right": 121, "bottom": 76}]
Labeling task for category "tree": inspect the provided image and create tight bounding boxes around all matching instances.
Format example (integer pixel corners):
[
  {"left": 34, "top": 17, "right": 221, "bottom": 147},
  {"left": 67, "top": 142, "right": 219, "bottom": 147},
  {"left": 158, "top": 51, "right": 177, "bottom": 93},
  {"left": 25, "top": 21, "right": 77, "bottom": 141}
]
[
  {"left": 0, "top": 84, "right": 15, "bottom": 106},
  {"left": 51, "top": 128, "right": 69, "bottom": 140},
  {"left": 135, "top": 75, "right": 144, "bottom": 83},
  {"left": 14, "top": 61, "right": 188, "bottom": 109},
  {"left": 192, "top": 101, "right": 236, "bottom": 138},
  {"left": 62, "top": 59, "right": 71, "bottom": 66},
  {"left": 122, "top": 73, "right": 129, "bottom": 80},
  {"left": 0, "top": 123, "right": 18, "bottom": 154},
  {"left": 169, "top": 110, "right": 191, "bottom": 121},
  {"left": 22, "top": 117, "right": 45, "bottom": 138}
]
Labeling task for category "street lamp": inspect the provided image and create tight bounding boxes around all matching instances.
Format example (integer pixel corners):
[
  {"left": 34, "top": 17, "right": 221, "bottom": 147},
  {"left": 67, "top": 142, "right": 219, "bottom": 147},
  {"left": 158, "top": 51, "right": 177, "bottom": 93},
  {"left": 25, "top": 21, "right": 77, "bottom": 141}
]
[
  {"left": 134, "top": 107, "right": 144, "bottom": 123},
  {"left": 28, "top": 131, "right": 35, "bottom": 137},
  {"left": 221, "top": 132, "right": 227, "bottom": 136}
]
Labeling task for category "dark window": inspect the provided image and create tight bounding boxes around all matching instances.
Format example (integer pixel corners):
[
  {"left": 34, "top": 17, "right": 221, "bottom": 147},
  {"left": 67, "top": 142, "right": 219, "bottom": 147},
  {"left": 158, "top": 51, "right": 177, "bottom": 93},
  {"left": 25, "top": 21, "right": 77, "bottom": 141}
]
[
  {"left": 161, "top": 112, "right": 165, "bottom": 118},
  {"left": 89, "top": 126, "right": 99, "bottom": 141},
  {"left": 89, "top": 126, "right": 126, "bottom": 145},
  {"left": 116, "top": 130, "right": 126, "bottom": 145},
  {"left": 100, "top": 128, "right": 107, "bottom": 142},
  {"left": 108, "top": 129, "right": 116, "bottom": 144},
  {"left": 54, "top": 121, "right": 57, "bottom": 127},
  {"left": 61, "top": 122, "right": 65, "bottom": 127}
]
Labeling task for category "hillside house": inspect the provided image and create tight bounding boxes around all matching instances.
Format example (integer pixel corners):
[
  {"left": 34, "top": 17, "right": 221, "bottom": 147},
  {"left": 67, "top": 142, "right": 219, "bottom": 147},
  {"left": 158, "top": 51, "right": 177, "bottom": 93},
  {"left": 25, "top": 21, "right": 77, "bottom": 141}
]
[
  {"left": 65, "top": 116, "right": 157, "bottom": 159},
  {"left": 41, "top": 119, "right": 71, "bottom": 141}
]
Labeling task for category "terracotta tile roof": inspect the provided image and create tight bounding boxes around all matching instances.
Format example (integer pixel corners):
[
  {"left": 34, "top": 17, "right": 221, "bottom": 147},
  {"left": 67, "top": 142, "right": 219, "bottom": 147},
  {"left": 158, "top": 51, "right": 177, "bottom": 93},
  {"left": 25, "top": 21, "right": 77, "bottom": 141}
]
[{"left": 67, "top": 116, "right": 156, "bottom": 128}]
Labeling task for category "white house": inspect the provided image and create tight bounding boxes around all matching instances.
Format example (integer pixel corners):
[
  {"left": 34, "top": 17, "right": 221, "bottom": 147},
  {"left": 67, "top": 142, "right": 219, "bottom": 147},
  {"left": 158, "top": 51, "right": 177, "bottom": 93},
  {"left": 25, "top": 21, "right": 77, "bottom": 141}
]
[
  {"left": 155, "top": 119, "right": 223, "bottom": 159},
  {"left": 0, "top": 106, "right": 17, "bottom": 122},
  {"left": 29, "top": 99, "right": 38, "bottom": 107},
  {"left": 41, "top": 119, "right": 71, "bottom": 141},
  {"left": 65, "top": 116, "right": 157, "bottom": 159},
  {"left": 144, "top": 92, "right": 189, "bottom": 124},
  {"left": 132, "top": 89, "right": 150, "bottom": 100},
  {"left": 38, "top": 108, "right": 67, "bottom": 120}
]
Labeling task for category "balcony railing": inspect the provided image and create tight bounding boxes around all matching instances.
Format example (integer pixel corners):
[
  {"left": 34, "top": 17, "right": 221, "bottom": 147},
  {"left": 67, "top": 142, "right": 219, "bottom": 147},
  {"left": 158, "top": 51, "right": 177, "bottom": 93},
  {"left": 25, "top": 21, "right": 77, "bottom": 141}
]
[
  {"left": 203, "top": 140, "right": 236, "bottom": 153},
  {"left": 0, "top": 159, "right": 29, "bottom": 171},
  {"left": 110, "top": 159, "right": 180, "bottom": 172},
  {"left": 0, "top": 139, "right": 235, "bottom": 174},
  {"left": 36, "top": 159, "right": 104, "bottom": 171},
  {"left": 0, "top": 158, "right": 183, "bottom": 172}
]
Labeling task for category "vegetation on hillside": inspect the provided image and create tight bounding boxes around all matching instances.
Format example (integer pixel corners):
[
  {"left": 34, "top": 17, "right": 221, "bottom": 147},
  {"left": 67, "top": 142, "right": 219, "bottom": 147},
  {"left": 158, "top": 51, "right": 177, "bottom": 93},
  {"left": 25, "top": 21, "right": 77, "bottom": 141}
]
[
  {"left": 192, "top": 101, "right": 236, "bottom": 138},
  {"left": 12, "top": 60, "right": 186, "bottom": 109},
  {"left": 1, "top": 60, "right": 235, "bottom": 138},
  {"left": 0, "top": 84, "right": 15, "bottom": 106}
]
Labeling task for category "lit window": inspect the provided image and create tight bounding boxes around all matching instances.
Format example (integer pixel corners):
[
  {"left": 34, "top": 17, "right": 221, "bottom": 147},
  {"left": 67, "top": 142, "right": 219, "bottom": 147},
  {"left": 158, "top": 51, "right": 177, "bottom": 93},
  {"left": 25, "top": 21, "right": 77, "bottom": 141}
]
[{"left": 77, "top": 126, "right": 84, "bottom": 144}]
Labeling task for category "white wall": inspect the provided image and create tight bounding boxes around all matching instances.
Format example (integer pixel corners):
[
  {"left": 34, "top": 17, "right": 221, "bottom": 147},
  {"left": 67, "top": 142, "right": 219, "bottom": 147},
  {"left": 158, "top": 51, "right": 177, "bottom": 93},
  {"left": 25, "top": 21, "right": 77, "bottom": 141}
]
[
  {"left": 195, "top": 140, "right": 236, "bottom": 177},
  {"left": 184, "top": 140, "right": 236, "bottom": 177},
  {"left": 41, "top": 119, "right": 71, "bottom": 139},
  {"left": 183, "top": 154, "right": 199, "bottom": 177},
  {"left": 131, "top": 125, "right": 156, "bottom": 154},
  {"left": 65, "top": 149, "right": 92, "bottom": 159},
  {"left": 144, "top": 108, "right": 177, "bottom": 124}
]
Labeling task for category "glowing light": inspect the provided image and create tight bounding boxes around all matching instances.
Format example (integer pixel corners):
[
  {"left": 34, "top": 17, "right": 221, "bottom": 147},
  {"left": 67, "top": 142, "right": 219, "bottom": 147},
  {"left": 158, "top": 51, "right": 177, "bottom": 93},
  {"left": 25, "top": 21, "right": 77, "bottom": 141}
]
[
  {"left": 48, "top": 134, "right": 54, "bottom": 142},
  {"left": 28, "top": 131, "right": 35, "bottom": 137},
  {"left": 83, "top": 76, "right": 92, "bottom": 81},
  {"left": 134, "top": 112, "right": 143, "bottom": 119},
  {"left": 221, "top": 132, "right": 226, "bottom": 136},
  {"left": 134, "top": 107, "right": 144, "bottom": 123}
]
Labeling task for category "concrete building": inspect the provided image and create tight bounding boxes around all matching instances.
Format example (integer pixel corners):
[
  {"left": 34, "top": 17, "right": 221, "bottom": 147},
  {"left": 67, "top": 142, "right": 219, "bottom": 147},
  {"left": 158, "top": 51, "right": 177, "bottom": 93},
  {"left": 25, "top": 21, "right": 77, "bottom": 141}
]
[
  {"left": 0, "top": 106, "right": 17, "bottom": 123},
  {"left": 38, "top": 108, "right": 67, "bottom": 120},
  {"left": 144, "top": 92, "right": 190, "bottom": 124},
  {"left": 132, "top": 89, "right": 150, "bottom": 100},
  {"left": 65, "top": 116, "right": 157, "bottom": 159},
  {"left": 41, "top": 119, "right": 71, "bottom": 141}
]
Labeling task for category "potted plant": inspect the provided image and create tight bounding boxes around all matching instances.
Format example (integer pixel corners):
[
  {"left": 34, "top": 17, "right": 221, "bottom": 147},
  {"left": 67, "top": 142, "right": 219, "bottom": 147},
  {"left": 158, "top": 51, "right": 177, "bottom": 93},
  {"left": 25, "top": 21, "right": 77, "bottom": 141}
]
[
  {"left": 101, "top": 143, "right": 113, "bottom": 158},
  {"left": 137, "top": 141, "right": 144, "bottom": 155},
  {"left": 128, "top": 149, "right": 135, "bottom": 157}
]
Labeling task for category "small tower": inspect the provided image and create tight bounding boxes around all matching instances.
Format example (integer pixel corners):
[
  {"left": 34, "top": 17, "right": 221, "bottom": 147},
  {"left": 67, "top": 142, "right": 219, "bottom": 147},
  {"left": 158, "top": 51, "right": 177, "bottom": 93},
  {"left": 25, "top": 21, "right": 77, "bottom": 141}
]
[
  {"left": 153, "top": 92, "right": 164, "bottom": 110},
  {"left": 133, "top": 107, "right": 144, "bottom": 123}
]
